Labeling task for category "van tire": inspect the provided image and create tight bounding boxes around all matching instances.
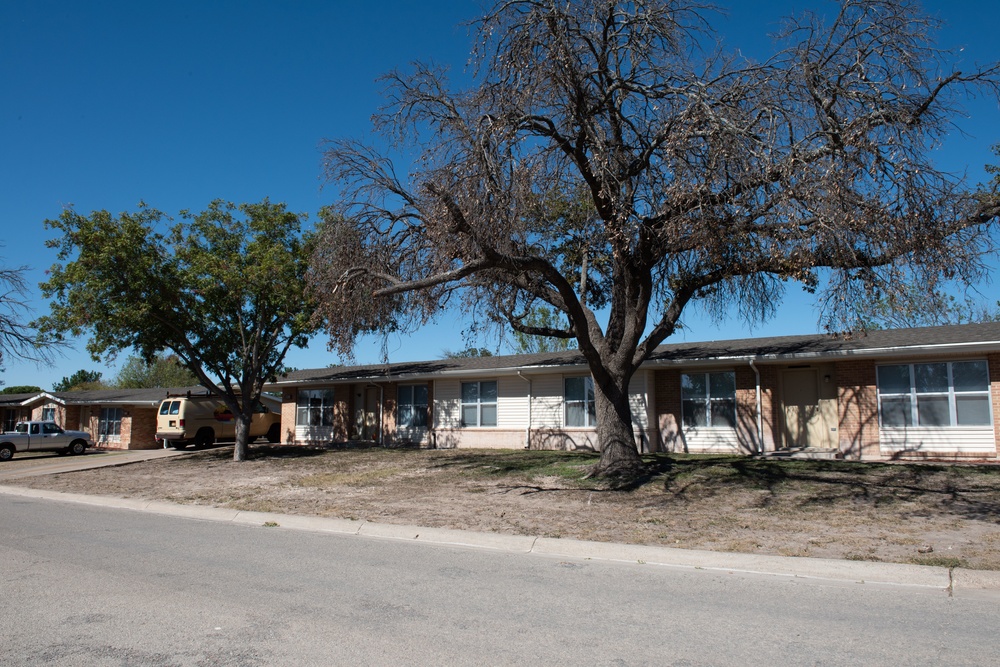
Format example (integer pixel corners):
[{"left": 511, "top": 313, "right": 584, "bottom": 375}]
[
  {"left": 173, "top": 442, "right": 188, "bottom": 450},
  {"left": 266, "top": 423, "right": 281, "bottom": 444},
  {"left": 194, "top": 428, "right": 215, "bottom": 448}
]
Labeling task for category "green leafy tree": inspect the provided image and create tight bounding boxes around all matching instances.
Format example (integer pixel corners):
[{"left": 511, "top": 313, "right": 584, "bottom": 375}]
[
  {"left": 310, "top": 0, "right": 1000, "bottom": 476},
  {"left": 114, "top": 352, "right": 199, "bottom": 389},
  {"left": 38, "top": 199, "right": 318, "bottom": 461},
  {"left": 53, "top": 369, "right": 105, "bottom": 391},
  {"left": 1, "top": 385, "right": 42, "bottom": 394},
  {"left": 442, "top": 347, "right": 495, "bottom": 359}
]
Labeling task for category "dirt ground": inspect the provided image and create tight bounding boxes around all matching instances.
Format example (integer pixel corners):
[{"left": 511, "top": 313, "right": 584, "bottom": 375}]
[{"left": 11, "top": 445, "right": 1000, "bottom": 570}]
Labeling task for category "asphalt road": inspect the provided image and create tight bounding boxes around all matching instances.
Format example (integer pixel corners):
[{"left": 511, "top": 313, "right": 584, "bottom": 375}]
[{"left": 2, "top": 496, "right": 998, "bottom": 666}]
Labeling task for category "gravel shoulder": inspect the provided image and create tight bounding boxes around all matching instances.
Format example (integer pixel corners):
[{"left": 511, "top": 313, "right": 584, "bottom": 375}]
[{"left": 8, "top": 445, "right": 1000, "bottom": 570}]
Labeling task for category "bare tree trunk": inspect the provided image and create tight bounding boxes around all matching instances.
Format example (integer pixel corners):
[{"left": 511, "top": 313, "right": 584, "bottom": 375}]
[
  {"left": 233, "top": 413, "right": 252, "bottom": 462},
  {"left": 592, "top": 377, "right": 644, "bottom": 476}
]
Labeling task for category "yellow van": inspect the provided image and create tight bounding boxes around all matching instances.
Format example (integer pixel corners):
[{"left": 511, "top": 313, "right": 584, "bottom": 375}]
[{"left": 154, "top": 392, "right": 282, "bottom": 448}]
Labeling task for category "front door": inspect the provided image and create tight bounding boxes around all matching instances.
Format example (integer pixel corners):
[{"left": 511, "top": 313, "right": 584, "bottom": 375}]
[
  {"left": 353, "top": 386, "right": 380, "bottom": 441},
  {"left": 782, "top": 369, "right": 837, "bottom": 449}
]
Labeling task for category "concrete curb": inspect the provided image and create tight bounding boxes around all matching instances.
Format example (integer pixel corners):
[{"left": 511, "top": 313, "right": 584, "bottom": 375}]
[{"left": 2, "top": 484, "right": 996, "bottom": 597}]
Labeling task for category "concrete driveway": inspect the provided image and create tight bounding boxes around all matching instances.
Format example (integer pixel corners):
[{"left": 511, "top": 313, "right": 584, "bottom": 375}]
[{"left": 0, "top": 446, "right": 189, "bottom": 481}]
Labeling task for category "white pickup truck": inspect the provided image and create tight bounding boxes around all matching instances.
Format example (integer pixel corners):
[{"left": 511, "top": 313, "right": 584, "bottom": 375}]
[{"left": 0, "top": 421, "right": 94, "bottom": 461}]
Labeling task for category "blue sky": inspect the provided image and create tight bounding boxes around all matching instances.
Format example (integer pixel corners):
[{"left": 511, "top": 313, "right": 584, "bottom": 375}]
[{"left": 2, "top": 0, "right": 999, "bottom": 390}]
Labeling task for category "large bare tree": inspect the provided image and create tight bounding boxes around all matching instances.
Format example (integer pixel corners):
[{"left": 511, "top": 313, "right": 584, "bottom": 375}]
[{"left": 310, "top": 0, "right": 1000, "bottom": 475}]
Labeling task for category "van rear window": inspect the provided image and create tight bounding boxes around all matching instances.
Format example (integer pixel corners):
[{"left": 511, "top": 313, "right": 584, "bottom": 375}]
[
  {"left": 169, "top": 402, "right": 180, "bottom": 415},
  {"left": 159, "top": 402, "right": 170, "bottom": 415}
]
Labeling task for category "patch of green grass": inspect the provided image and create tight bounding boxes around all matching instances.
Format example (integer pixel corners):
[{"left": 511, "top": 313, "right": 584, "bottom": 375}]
[
  {"left": 844, "top": 553, "right": 882, "bottom": 562},
  {"left": 444, "top": 450, "right": 598, "bottom": 483},
  {"left": 909, "top": 555, "right": 966, "bottom": 569}
]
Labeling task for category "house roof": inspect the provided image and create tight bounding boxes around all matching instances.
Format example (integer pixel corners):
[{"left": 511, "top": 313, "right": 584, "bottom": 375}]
[
  {"left": 0, "top": 392, "right": 40, "bottom": 406},
  {"left": 8, "top": 386, "right": 207, "bottom": 408},
  {"left": 270, "top": 321, "right": 1000, "bottom": 386},
  {"left": 9, "top": 386, "right": 283, "bottom": 410}
]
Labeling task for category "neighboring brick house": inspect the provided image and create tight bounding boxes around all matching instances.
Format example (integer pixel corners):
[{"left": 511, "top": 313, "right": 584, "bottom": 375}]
[
  {"left": 0, "top": 387, "right": 203, "bottom": 450},
  {"left": 0, "top": 393, "right": 36, "bottom": 433},
  {"left": 268, "top": 322, "right": 1000, "bottom": 461}
]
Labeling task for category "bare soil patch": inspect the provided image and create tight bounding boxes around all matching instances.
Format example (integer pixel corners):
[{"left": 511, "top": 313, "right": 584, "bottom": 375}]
[{"left": 12, "top": 446, "right": 1000, "bottom": 569}]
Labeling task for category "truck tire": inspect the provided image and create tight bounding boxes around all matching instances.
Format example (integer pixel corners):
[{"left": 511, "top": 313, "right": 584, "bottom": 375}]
[
  {"left": 68, "top": 440, "right": 87, "bottom": 455},
  {"left": 0, "top": 445, "right": 13, "bottom": 462},
  {"left": 194, "top": 428, "right": 215, "bottom": 448},
  {"left": 266, "top": 423, "right": 281, "bottom": 444}
]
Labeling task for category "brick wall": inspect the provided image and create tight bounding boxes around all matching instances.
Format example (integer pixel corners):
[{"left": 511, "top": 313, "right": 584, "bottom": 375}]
[
  {"left": 653, "top": 368, "right": 681, "bottom": 452},
  {"left": 653, "top": 365, "right": 779, "bottom": 454},
  {"left": 127, "top": 408, "right": 159, "bottom": 449},
  {"left": 758, "top": 364, "right": 779, "bottom": 452},
  {"left": 382, "top": 383, "right": 398, "bottom": 445},
  {"left": 281, "top": 389, "right": 297, "bottom": 444},
  {"left": 835, "top": 359, "right": 879, "bottom": 459},
  {"left": 988, "top": 353, "right": 1000, "bottom": 452}
]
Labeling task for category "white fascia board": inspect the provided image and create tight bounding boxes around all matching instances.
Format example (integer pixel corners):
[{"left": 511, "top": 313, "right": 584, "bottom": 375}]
[
  {"left": 645, "top": 340, "right": 1000, "bottom": 367},
  {"left": 268, "top": 361, "right": 592, "bottom": 387},
  {"left": 20, "top": 392, "right": 65, "bottom": 406},
  {"left": 62, "top": 399, "right": 162, "bottom": 407}
]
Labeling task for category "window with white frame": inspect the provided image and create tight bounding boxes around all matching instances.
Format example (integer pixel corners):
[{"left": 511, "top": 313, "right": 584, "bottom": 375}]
[
  {"left": 99, "top": 407, "right": 123, "bottom": 438},
  {"left": 461, "top": 381, "right": 497, "bottom": 427},
  {"left": 681, "top": 371, "right": 736, "bottom": 428},
  {"left": 41, "top": 406, "right": 56, "bottom": 422},
  {"left": 296, "top": 389, "right": 335, "bottom": 427},
  {"left": 565, "top": 377, "right": 596, "bottom": 427},
  {"left": 397, "top": 384, "right": 429, "bottom": 429},
  {"left": 877, "top": 361, "right": 992, "bottom": 427}
]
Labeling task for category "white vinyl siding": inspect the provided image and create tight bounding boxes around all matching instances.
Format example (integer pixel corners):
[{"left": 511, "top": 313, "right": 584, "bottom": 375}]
[
  {"left": 682, "top": 428, "right": 742, "bottom": 452},
  {"left": 532, "top": 375, "right": 564, "bottom": 427},
  {"left": 877, "top": 360, "right": 996, "bottom": 455},
  {"left": 629, "top": 371, "right": 651, "bottom": 431},
  {"left": 435, "top": 380, "right": 461, "bottom": 428},
  {"left": 497, "top": 376, "right": 529, "bottom": 428},
  {"left": 880, "top": 427, "right": 997, "bottom": 454}
]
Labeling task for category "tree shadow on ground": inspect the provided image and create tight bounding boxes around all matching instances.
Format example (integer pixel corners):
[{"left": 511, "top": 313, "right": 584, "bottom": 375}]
[
  {"left": 659, "top": 456, "right": 1000, "bottom": 523},
  {"left": 200, "top": 445, "right": 332, "bottom": 461}
]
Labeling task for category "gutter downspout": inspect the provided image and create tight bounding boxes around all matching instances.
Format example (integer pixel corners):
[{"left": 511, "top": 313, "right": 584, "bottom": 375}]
[
  {"left": 749, "top": 359, "right": 764, "bottom": 454},
  {"left": 378, "top": 384, "right": 384, "bottom": 445},
  {"left": 517, "top": 372, "right": 532, "bottom": 449}
]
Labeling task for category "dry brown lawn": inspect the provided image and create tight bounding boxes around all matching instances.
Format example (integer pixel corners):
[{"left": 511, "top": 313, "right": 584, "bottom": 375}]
[{"left": 12, "top": 445, "right": 1000, "bottom": 570}]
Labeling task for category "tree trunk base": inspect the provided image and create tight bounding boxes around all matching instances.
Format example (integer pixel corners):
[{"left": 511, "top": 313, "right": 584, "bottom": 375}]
[{"left": 588, "top": 439, "right": 645, "bottom": 479}]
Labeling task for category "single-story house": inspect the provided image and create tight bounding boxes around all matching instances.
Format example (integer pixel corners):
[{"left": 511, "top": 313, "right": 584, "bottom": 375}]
[
  {"left": 0, "top": 387, "right": 204, "bottom": 450},
  {"left": 268, "top": 322, "right": 1000, "bottom": 461}
]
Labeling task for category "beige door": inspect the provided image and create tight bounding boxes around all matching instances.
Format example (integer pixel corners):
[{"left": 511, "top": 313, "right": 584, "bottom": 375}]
[
  {"left": 353, "top": 386, "right": 380, "bottom": 441},
  {"left": 782, "top": 369, "right": 837, "bottom": 449}
]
